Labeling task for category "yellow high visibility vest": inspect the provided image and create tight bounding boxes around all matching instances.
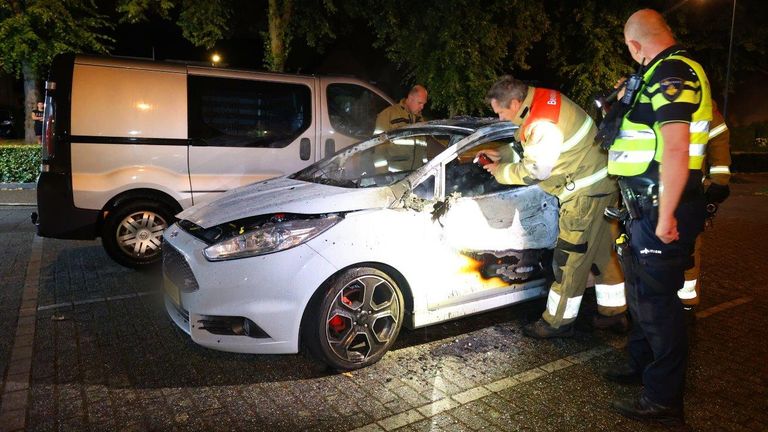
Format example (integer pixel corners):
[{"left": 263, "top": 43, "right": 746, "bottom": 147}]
[{"left": 608, "top": 53, "right": 712, "bottom": 176}]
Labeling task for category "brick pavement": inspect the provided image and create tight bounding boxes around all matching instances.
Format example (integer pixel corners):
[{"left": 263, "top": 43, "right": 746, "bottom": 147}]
[{"left": 0, "top": 173, "right": 766, "bottom": 431}]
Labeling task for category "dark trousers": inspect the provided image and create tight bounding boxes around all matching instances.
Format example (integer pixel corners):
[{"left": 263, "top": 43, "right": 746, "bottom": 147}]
[{"left": 624, "top": 196, "right": 705, "bottom": 407}]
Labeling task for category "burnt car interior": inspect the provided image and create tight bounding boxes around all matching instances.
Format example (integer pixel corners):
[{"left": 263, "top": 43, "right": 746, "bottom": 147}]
[{"left": 413, "top": 138, "right": 524, "bottom": 201}]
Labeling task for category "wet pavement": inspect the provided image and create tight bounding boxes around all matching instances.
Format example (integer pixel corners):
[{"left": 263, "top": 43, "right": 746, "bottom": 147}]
[{"left": 1, "top": 174, "right": 767, "bottom": 432}]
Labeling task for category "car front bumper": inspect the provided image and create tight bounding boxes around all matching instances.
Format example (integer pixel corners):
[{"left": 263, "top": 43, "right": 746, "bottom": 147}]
[{"left": 162, "top": 223, "right": 339, "bottom": 354}]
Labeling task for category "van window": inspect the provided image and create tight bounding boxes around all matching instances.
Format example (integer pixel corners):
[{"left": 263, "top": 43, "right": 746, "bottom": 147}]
[
  {"left": 327, "top": 83, "right": 391, "bottom": 140},
  {"left": 188, "top": 76, "right": 312, "bottom": 148}
]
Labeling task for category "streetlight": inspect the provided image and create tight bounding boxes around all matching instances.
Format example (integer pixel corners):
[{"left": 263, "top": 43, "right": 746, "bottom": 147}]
[
  {"left": 211, "top": 53, "right": 222, "bottom": 67},
  {"left": 723, "top": 0, "right": 736, "bottom": 119}
]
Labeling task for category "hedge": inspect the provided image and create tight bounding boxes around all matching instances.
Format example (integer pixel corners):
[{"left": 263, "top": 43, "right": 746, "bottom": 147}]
[{"left": 0, "top": 144, "right": 41, "bottom": 183}]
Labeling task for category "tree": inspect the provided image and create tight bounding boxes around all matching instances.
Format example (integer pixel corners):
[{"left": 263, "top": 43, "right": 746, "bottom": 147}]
[
  {"left": 540, "top": 0, "right": 641, "bottom": 111},
  {"left": 118, "top": 0, "right": 336, "bottom": 72},
  {"left": 666, "top": 0, "right": 768, "bottom": 107},
  {"left": 118, "top": 0, "right": 231, "bottom": 51},
  {"left": 358, "top": 0, "right": 549, "bottom": 117},
  {"left": 0, "top": 0, "right": 112, "bottom": 142}
]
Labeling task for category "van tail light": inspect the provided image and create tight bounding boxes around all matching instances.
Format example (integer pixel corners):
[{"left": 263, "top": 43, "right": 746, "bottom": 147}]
[{"left": 42, "top": 82, "right": 56, "bottom": 160}]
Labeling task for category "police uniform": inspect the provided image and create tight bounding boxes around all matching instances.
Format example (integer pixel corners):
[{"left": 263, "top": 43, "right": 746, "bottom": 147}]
[
  {"left": 679, "top": 106, "right": 731, "bottom": 306},
  {"left": 374, "top": 99, "right": 425, "bottom": 133},
  {"left": 607, "top": 45, "right": 712, "bottom": 409},
  {"left": 492, "top": 87, "right": 626, "bottom": 330}
]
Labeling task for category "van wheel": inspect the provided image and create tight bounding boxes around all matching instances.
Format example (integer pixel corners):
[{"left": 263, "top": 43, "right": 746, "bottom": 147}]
[
  {"left": 102, "top": 199, "right": 175, "bottom": 269},
  {"left": 303, "top": 267, "right": 404, "bottom": 371}
]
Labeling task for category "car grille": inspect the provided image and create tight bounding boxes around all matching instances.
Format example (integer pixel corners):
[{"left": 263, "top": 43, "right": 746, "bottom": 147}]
[{"left": 163, "top": 243, "right": 199, "bottom": 293}]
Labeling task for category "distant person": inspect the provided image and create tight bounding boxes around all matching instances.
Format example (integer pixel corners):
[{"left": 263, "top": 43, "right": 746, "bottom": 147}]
[
  {"left": 374, "top": 85, "right": 428, "bottom": 133},
  {"left": 32, "top": 101, "right": 44, "bottom": 144}
]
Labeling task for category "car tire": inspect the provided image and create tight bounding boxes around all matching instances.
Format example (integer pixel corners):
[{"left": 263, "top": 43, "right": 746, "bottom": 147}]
[
  {"left": 304, "top": 267, "right": 404, "bottom": 371},
  {"left": 102, "top": 199, "right": 176, "bottom": 269}
]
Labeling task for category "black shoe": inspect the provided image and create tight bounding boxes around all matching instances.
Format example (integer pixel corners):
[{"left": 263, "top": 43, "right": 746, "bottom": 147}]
[
  {"left": 592, "top": 312, "right": 630, "bottom": 333},
  {"left": 611, "top": 394, "right": 685, "bottom": 427},
  {"left": 523, "top": 318, "right": 574, "bottom": 339},
  {"left": 601, "top": 363, "right": 642, "bottom": 385}
]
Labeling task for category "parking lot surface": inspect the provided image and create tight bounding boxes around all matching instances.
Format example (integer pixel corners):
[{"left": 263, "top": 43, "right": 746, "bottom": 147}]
[{"left": 1, "top": 174, "right": 767, "bottom": 432}]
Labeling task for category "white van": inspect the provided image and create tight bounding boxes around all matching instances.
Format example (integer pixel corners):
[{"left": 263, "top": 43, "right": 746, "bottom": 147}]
[{"left": 34, "top": 54, "right": 394, "bottom": 268}]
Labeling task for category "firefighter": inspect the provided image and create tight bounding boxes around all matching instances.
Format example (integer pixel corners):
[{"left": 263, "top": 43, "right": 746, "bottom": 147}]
[
  {"left": 679, "top": 101, "right": 731, "bottom": 310},
  {"left": 478, "top": 75, "right": 626, "bottom": 339},
  {"left": 374, "top": 85, "right": 428, "bottom": 133},
  {"left": 371, "top": 85, "right": 428, "bottom": 174},
  {"left": 601, "top": 9, "right": 712, "bottom": 426}
]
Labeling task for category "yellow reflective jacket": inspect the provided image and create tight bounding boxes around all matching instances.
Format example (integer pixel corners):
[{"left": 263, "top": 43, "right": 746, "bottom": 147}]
[
  {"left": 608, "top": 49, "right": 713, "bottom": 176},
  {"left": 374, "top": 99, "right": 425, "bottom": 133},
  {"left": 493, "top": 87, "right": 615, "bottom": 203}
]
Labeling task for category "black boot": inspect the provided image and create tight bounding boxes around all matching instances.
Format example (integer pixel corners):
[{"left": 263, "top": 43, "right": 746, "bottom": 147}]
[
  {"left": 592, "top": 312, "right": 630, "bottom": 333},
  {"left": 601, "top": 363, "right": 642, "bottom": 385},
  {"left": 612, "top": 394, "right": 685, "bottom": 427},
  {"left": 522, "top": 318, "right": 574, "bottom": 339}
]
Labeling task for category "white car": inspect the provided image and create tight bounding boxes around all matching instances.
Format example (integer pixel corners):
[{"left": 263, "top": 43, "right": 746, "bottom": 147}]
[{"left": 162, "top": 119, "right": 559, "bottom": 370}]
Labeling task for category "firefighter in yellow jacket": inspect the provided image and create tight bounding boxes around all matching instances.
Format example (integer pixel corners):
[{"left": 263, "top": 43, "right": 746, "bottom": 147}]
[
  {"left": 374, "top": 85, "right": 428, "bottom": 133},
  {"left": 478, "top": 75, "right": 626, "bottom": 338},
  {"left": 679, "top": 101, "right": 731, "bottom": 309}
]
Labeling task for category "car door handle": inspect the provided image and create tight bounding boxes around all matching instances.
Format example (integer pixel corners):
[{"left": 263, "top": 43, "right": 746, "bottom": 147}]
[
  {"left": 325, "top": 138, "right": 335, "bottom": 156},
  {"left": 300, "top": 137, "right": 311, "bottom": 160}
]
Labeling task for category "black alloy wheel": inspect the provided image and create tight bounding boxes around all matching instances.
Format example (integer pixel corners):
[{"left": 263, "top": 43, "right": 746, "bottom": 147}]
[{"left": 304, "top": 267, "right": 404, "bottom": 371}]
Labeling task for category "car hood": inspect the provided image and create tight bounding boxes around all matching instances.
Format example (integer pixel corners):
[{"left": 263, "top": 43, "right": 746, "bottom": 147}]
[{"left": 177, "top": 177, "right": 399, "bottom": 229}]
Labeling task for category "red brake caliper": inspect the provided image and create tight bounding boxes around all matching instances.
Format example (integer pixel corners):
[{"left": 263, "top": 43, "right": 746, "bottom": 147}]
[
  {"left": 329, "top": 295, "right": 353, "bottom": 333},
  {"left": 329, "top": 315, "right": 346, "bottom": 333}
]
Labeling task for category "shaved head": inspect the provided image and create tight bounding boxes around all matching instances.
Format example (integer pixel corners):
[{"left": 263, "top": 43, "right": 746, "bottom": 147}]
[
  {"left": 625, "top": 9, "right": 673, "bottom": 43},
  {"left": 405, "top": 84, "right": 428, "bottom": 115},
  {"left": 408, "top": 85, "right": 427, "bottom": 98},
  {"left": 624, "top": 9, "right": 676, "bottom": 64}
]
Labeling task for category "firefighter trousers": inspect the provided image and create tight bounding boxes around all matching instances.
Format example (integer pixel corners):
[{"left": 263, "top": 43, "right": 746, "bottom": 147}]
[
  {"left": 679, "top": 236, "right": 704, "bottom": 306},
  {"left": 623, "top": 196, "right": 705, "bottom": 408},
  {"left": 543, "top": 191, "right": 625, "bottom": 328}
]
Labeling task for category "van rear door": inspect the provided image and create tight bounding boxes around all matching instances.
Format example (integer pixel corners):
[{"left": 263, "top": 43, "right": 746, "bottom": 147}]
[{"left": 186, "top": 70, "right": 316, "bottom": 205}]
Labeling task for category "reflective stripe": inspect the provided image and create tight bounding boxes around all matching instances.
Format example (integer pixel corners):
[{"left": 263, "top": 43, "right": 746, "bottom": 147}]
[
  {"left": 708, "top": 123, "right": 728, "bottom": 139},
  {"left": 690, "top": 120, "right": 709, "bottom": 133},
  {"left": 595, "top": 283, "right": 626, "bottom": 307},
  {"left": 558, "top": 167, "right": 608, "bottom": 201},
  {"left": 609, "top": 150, "right": 656, "bottom": 163},
  {"left": 617, "top": 129, "right": 656, "bottom": 140},
  {"left": 677, "top": 279, "right": 697, "bottom": 300},
  {"left": 710, "top": 165, "right": 731, "bottom": 175},
  {"left": 561, "top": 116, "right": 594, "bottom": 152},
  {"left": 392, "top": 138, "right": 425, "bottom": 146},
  {"left": 690, "top": 143, "right": 706, "bottom": 156},
  {"left": 374, "top": 160, "right": 388, "bottom": 168},
  {"left": 546, "top": 290, "right": 583, "bottom": 320}
]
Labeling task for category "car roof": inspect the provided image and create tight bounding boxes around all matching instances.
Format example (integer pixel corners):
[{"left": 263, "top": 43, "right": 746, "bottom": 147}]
[{"left": 383, "top": 117, "right": 508, "bottom": 138}]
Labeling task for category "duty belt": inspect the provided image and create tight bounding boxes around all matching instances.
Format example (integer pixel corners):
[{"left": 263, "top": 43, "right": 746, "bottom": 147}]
[
  {"left": 605, "top": 175, "right": 704, "bottom": 222},
  {"left": 617, "top": 177, "right": 657, "bottom": 220}
]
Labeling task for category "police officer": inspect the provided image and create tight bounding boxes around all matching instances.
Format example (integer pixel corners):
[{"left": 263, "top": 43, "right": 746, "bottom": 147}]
[
  {"left": 679, "top": 101, "right": 731, "bottom": 309},
  {"left": 479, "top": 75, "right": 626, "bottom": 338},
  {"left": 602, "top": 10, "right": 712, "bottom": 426},
  {"left": 374, "top": 85, "right": 428, "bottom": 133}
]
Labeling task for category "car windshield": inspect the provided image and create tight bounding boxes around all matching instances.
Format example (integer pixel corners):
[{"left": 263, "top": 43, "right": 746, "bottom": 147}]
[{"left": 291, "top": 131, "right": 465, "bottom": 188}]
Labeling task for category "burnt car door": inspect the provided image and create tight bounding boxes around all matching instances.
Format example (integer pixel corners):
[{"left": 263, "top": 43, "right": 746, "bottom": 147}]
[{"left": 409, "top": 132, "right": 558, "bottom": 314}]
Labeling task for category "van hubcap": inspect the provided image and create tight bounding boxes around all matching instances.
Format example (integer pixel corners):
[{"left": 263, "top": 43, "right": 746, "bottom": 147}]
[{"left": 116, "top": 211, "right": 168, "bottom": 258}]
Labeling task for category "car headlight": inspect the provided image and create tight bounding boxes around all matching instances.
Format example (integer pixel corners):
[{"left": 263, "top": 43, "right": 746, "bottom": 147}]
[{"left": 203, "top": 215, "right": 341, "bottom": 261}]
